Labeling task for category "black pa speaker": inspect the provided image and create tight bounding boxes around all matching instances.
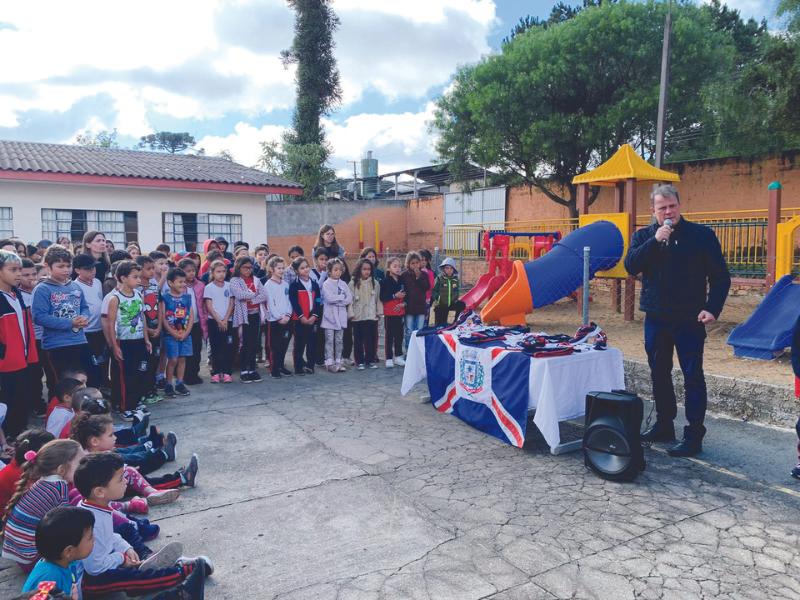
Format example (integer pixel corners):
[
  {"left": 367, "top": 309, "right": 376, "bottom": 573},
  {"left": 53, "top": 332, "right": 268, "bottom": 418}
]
[{"left": 583, "top": 390, "right": 645, "bottom": 482}]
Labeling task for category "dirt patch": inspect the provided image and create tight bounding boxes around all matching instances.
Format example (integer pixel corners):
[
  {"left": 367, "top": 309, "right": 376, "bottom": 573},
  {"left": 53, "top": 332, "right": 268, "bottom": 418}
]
[{"left": 524, "top": 286, "right": 795, "bottom": 389}]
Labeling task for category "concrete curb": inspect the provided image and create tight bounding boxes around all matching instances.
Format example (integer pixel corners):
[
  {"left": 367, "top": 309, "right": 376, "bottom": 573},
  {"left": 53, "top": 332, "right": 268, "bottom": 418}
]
[{"left": 623, "top": 358, "right": 799, "bottom": 429}]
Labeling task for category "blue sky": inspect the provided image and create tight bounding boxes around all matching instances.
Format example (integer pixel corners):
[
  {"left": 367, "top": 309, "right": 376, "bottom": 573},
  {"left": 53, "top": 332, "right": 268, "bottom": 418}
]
[{"left": 0, "top": 0, "right": 780, "bottom": 178}]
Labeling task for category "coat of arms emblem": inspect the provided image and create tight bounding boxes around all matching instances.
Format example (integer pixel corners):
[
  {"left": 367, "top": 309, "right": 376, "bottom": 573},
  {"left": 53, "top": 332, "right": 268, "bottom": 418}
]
[{"left": 459, "top": 348, "right": 485, "bottom": 395}]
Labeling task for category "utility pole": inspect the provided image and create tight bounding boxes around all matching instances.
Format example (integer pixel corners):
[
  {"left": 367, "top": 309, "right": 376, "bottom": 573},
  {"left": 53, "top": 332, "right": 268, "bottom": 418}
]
[
  {"left": 350, "top": 160, "right": 358, "bottom": 201},
  {"left": 654, "top": 0, "right": 673, "bottom": 168}
]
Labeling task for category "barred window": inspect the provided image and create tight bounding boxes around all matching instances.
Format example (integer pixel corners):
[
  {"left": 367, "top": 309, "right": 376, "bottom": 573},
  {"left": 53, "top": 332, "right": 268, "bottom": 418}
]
[
  {"left": 163, "top": 212, "right": 242, "bottom": 253},
  {"left": 41, "top": 209, "right": 138, "bottom": 248},
  {"left": 0, "top": 208, "right": 12, "bottom": 238}
]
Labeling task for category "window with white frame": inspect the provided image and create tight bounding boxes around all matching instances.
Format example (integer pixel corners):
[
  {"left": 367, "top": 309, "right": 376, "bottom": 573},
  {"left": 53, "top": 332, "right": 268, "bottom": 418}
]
[
  {"left": 162, "top": 212, "right": 242, "bottom": 252},
  {"left": 41, "top": 209, "right": 138, "bottom": 248},
  {"left": 0, "top": 208, "right": 13, "bottom": 238}
]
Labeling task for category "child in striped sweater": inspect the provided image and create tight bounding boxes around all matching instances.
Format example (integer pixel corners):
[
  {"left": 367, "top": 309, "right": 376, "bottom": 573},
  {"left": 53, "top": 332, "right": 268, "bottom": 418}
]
[{"left": 2, "top": 439, "right": 84, "bottom": 572}]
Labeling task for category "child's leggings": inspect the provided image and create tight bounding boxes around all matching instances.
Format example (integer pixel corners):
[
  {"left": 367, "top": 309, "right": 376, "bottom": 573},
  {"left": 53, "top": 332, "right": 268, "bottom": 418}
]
[
  {"left": 268, "top": 320, "right": 291, "bottom": 375},
  {"left": 207, "top": 319, "right": 234, "bottom": 375},
  {"left": 292, "top": 321, "right": 315, "bottom": 372},
  {"left": 240, "top": 313, "right": 261, "bottom": 373},
  {"left": 324, "top": 329, "right": 343, "bottom": 366},
  {"left": 82, "top": 562, "right": 195, "bottom": 598},
  {"left": 384, "top": 316, "right": 404, "bottom": 360},
  {"left": 352, "top": 320, "right": 378, "bottom": 365}
]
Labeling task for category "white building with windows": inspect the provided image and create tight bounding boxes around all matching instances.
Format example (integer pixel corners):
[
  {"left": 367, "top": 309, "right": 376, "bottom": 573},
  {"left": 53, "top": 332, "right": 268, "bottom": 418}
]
[{"left": 0, "top": 141, "right": 302, "bottom": 251}]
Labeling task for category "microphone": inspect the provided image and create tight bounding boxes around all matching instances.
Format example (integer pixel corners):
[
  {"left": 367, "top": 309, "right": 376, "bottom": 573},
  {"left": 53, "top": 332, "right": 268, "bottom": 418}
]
[{"left": 662, "top": 218, "right": 673, "bottom": 248}]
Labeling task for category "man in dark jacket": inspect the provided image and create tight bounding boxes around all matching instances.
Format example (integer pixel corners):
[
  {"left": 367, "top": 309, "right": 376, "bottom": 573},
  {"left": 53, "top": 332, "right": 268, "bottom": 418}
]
[{"left": 624, "top": 184, "right": 730, "bottom": 457}]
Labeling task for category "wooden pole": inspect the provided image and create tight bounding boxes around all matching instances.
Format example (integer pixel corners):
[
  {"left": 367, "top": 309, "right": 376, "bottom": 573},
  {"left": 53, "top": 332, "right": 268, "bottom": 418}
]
[
  {"left": 612, "top": 182, "right": 624, "bottom": 313},
  {"left": 624, "top": 178, "right": 637, "bottom": 321},
  {"left": 766, "top": 181, "right": 782, "bottom": 288}
]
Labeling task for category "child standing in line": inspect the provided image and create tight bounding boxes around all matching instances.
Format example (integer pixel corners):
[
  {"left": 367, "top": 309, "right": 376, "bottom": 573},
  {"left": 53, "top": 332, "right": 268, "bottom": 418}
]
[
  {"left": 340, "top": 260, "right": 354, "bottom": 365},
  {"left": 19, "top": 258, "right": 46, "bottom": 417},
  {"left": 73, "top": 254, "right": 108, "bottom": 390},
  {"left": 348, "top": 259, "right": 382, "bottom": 370},
  {"left": 159, "top": 268, "right": 195, "bottom": 398},
  {"left": 289, "top": 257, "right": 321, "bottom": 375},
  {"left": 0, "top": 251, "right": 39, "bottom": 437},
  {"left": 282, "top": 246, "right": 304, "bottom": 286},
  {"left": 321, "top": 259, "right": 352, "bottom": 373},
  {"left": 380, "top": 257, "right": 406, "bottom": 368},
  {"left": 107, "top": 261, "right": 152, "bottom": 417},
  {"left": 2, "top": 439, "right": 84, "bottom": 572},
  {"left": 311, "top": 249, "right": 329, "bottom": 367},
  {"left": 419, "top": 249, "right": 436, "bottom": 313},
  {"left": 230, "top": 256, "right": 268, "bottom": 383},
  {"left": 21, "top": 506, "right": 94, "bottom": 598},
  {"left": 74, "top": 452, "right": 212, "bottom": 598},
  {"left": 265, "top": 256, "right": 293, "bottom": 378},
  {"left": 360, "top": 247, "right": 385, "bottom": 282},
  {"left": 148, "top": 252, "right": 171, "bottom": 392},
  {"left": 134, "top": 256, "right": 161, "bottom": 404},
  {"left": 400, "top": 251, "right": 430, "bottom": 355},
  {"left": 204, "top": 260, "right": 234, "bottom": 383},
  {"left": 432, "top": 257, "right": 465, "bottom": 326},
  {"left": 32, "top": 245, "right": 89, "bottom": 381},
  {"left": 177, "top": 258, "right": 206, "bottom": 386}
]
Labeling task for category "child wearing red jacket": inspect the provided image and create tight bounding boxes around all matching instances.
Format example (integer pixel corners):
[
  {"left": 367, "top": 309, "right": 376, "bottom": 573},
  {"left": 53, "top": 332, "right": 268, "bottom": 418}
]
[
  {"left": 0, "top": 250, "right": 39, "bottom": 438},
  {"left": 289, "top": 257, "right": 322, "bottom": 374}
]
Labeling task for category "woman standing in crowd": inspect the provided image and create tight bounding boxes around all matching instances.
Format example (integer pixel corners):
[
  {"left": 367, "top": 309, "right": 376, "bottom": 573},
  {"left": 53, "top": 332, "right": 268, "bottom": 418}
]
[
  {"left": 313, "top": 225, "right": 345, "bottom": 260},
  {"left": 81, "top": 231, "right": 111, "bottom": 283}
]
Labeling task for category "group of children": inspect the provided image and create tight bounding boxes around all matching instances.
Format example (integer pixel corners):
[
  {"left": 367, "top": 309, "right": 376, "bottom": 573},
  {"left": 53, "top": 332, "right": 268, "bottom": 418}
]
[{"left": 0, "top": 225, "right": 468, "bottom": 598}]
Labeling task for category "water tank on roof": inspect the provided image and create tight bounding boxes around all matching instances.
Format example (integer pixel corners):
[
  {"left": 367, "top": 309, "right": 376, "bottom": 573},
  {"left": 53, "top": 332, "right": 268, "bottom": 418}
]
[{"left": 361, "top": 150, "right": 379, "bottom": 197}]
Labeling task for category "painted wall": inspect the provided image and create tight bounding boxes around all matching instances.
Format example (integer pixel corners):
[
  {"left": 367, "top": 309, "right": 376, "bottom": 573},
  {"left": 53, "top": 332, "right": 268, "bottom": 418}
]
[{"left": 0, "top": 180, "right": 268, "bottom": 251}]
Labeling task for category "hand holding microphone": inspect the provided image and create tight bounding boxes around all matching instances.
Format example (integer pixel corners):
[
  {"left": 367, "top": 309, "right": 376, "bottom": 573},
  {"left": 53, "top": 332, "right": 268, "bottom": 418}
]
[{"left": 656, "top": 218, "right": 674, "bottom": 246}]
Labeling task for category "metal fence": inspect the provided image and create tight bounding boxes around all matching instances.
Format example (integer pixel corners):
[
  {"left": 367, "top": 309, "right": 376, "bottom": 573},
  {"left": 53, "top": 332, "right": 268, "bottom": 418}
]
[{"left": 443, "top": 218, "right": 579, "bottom": 258}]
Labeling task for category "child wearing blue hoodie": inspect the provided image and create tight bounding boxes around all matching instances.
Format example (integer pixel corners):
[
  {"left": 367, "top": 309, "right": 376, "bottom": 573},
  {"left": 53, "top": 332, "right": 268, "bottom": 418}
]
[{"left": 32, "top": 245, "right": 90, "bottom": 381}]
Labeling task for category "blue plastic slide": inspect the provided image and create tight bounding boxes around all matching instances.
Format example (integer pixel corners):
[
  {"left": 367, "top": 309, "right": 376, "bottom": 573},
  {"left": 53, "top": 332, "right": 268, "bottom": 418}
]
[{"left": 727, "top": 274, "right": 800, "bottom": 360}]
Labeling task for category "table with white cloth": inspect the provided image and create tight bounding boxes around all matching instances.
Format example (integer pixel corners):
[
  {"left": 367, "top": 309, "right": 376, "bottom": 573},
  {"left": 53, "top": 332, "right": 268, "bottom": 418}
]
[{"left": 401, "top": 331, "right": 625, "bottom": 453}]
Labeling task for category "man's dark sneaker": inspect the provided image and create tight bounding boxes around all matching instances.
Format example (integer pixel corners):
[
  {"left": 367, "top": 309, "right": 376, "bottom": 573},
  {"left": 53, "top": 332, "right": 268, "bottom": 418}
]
[
  {"left": 791, "top": 463, "right": 800, "bottom": 480},
  {"left": 641, "top": 422, "right": 676, "bottom": 443},
  {"left": 164, "top": 384, "right": 176, "bottom": 398},
  {"left": 175, "top": 383, "right": 190, "bottom": 396},
  {"left": 180, "top": 453, "right": 199, "bottom": 487},
  {"left": 163, "top": 432, "right": 178, "bottom": 462},
  {"left": 184, "top": 376, "right": 203, "bottom": 386},
  {"left": 667, "top": 425, "right": 706, "bottom": 457},
  {"left": 249, "top": 371, "right": 262, "bottom": 383},
  {"left": 240, "top": 372, "right": 253, "bottom": 383},
  {"left": 279, "top": 368, "right": 293, "bottom": 377}
]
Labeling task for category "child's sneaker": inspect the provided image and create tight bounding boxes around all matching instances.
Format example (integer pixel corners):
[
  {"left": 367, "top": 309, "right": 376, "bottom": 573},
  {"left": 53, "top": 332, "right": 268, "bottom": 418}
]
[
  {"left": 164, "top": 383, "right": 176, "bottom": 398},
  {"left": 126, "top": 496, "right": 149, "bottom": 514},
  {"left": 135, "top": 403, "right": 151, "bottom": 415},
  {"left": 241, "top": 372, "right": 253, "bottom": 384},
  {"left": 120, "top": 410, "right": 137, "bottom": 421},
  {"left": 180, "top": 453, "right": 199, "bottom": 487},
  {"left": 369, "top": 362, "right": 379, "bottom": 369},
  {"left": 174, "top": 382, "right": 190, "bottom": 396},
  {"left": 357, "top": 364, "right": 365, "bottom": 370},
  {"left": 385, "top": 359, "right": 394, "bottom": 368},
  {"left": 337, "top": 364, "right": 347, "bottom": 372},
  {"left": 210, "top": 374, "right": 220, "bottom": 384},
  {"left": 144, "top": 392, "right": 163, "bottom": 405},
  {"left": 139, "top": 541, "right": 184, "bottom": 571},
  {"left": 791, "top": 463, "right": 800, "bottom": 480},
  {"left": 147, "top": 488, "right": 180, "bottom": 506},
  {"left": 175, "top": 558, "right": 206, "bottom": 596},
  {"left": 163, "top": 432, "right": 178, "bottom": 462},
  {"left": 223, "top": 374, "right": 233, "bottom": 383},
  {"left": 326, "top": 365, "right": 338, "bottom": 373},
  {"left": 250, "top": 371, "right": 263, "bottom": 383},
  {"left": 156, "top": 378, "right": 167, "bottom": 391},
  {"left": 394, "top": 356, "right": 406, "bottom": 366},
  {"left": 178, "top": 555, "right": 215, "bottom": 577},
  {"left": 135, "top": 518, "right": 160, "bottom": 542}
]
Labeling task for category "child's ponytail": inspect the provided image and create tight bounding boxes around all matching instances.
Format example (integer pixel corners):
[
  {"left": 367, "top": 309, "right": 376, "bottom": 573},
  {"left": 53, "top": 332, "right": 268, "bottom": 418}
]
[{"left": 3, "top": 439, "right": 82, "bottom": 524}]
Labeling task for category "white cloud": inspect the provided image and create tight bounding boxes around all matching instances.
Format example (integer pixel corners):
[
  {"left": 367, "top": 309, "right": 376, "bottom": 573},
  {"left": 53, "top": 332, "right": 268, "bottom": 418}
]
[
  {"left": 702, "top": 0, "right": 778, "bottom": 20},
  {"left": 197, "top": 122, "right": 287, "bottom": 166}
]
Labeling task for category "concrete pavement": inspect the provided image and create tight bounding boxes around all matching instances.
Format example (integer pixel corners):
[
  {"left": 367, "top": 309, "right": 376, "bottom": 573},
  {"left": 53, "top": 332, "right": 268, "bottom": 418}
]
[{"left": 1, "top": 364, "right": 800, "bottom": 599}]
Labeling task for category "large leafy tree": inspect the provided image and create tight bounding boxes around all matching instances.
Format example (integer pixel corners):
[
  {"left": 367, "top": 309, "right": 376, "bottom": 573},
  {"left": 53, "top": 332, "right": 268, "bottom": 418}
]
[
  {"left": 433, "top": 1, "right": 733, "bottom": 217},
  {"left": 74, "top": 129, "right": 120, "bottom": 149},
  {"left": 277, "top": 0, "right": 342, "bottom": 200},
  {"left": 139, "top": 132, "right": 196, "bottom": 154}
]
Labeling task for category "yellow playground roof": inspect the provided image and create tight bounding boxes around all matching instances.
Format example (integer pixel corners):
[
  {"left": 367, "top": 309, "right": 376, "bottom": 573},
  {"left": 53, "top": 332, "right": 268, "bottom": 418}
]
[{"left": 572, "top": 144, "right": 681, "bottom": 186}]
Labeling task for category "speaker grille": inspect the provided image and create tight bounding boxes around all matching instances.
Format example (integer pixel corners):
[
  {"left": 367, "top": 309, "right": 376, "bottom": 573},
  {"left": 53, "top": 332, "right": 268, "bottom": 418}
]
[{"left": 585, "top": 424, "right": 632, "bottom": 476}]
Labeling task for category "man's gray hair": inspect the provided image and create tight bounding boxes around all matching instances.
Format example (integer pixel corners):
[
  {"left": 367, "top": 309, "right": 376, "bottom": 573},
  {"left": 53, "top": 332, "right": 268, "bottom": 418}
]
[
  {"left": 0, "top": 249, "right": 21, "bottom": 268},
  {"left": 650, "top": 183, "right": 680, "bottom": 204}
]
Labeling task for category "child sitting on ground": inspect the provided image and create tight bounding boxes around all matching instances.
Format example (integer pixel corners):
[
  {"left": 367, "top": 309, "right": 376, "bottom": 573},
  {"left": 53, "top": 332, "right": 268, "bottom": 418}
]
[
  {"left": 45, "top": 378, "right": 85, "bottom": 438},
  {"left": 0, "top": 429, "right": 55, "bottom": 513},
  {"left": 431, "top": 257, "right": 465, "bottom": 326},
  {"left": 74, "top": 452, "right": 213, "bottom": 598},
  {"left": 21, "top": 506, "right": 94, "bottom": 598},
  {"left": 2, "top": 439, "right": 84, "bottom": 572},
  {"left": 321, "top": 259, "right": 353, "bottom": 373}
]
